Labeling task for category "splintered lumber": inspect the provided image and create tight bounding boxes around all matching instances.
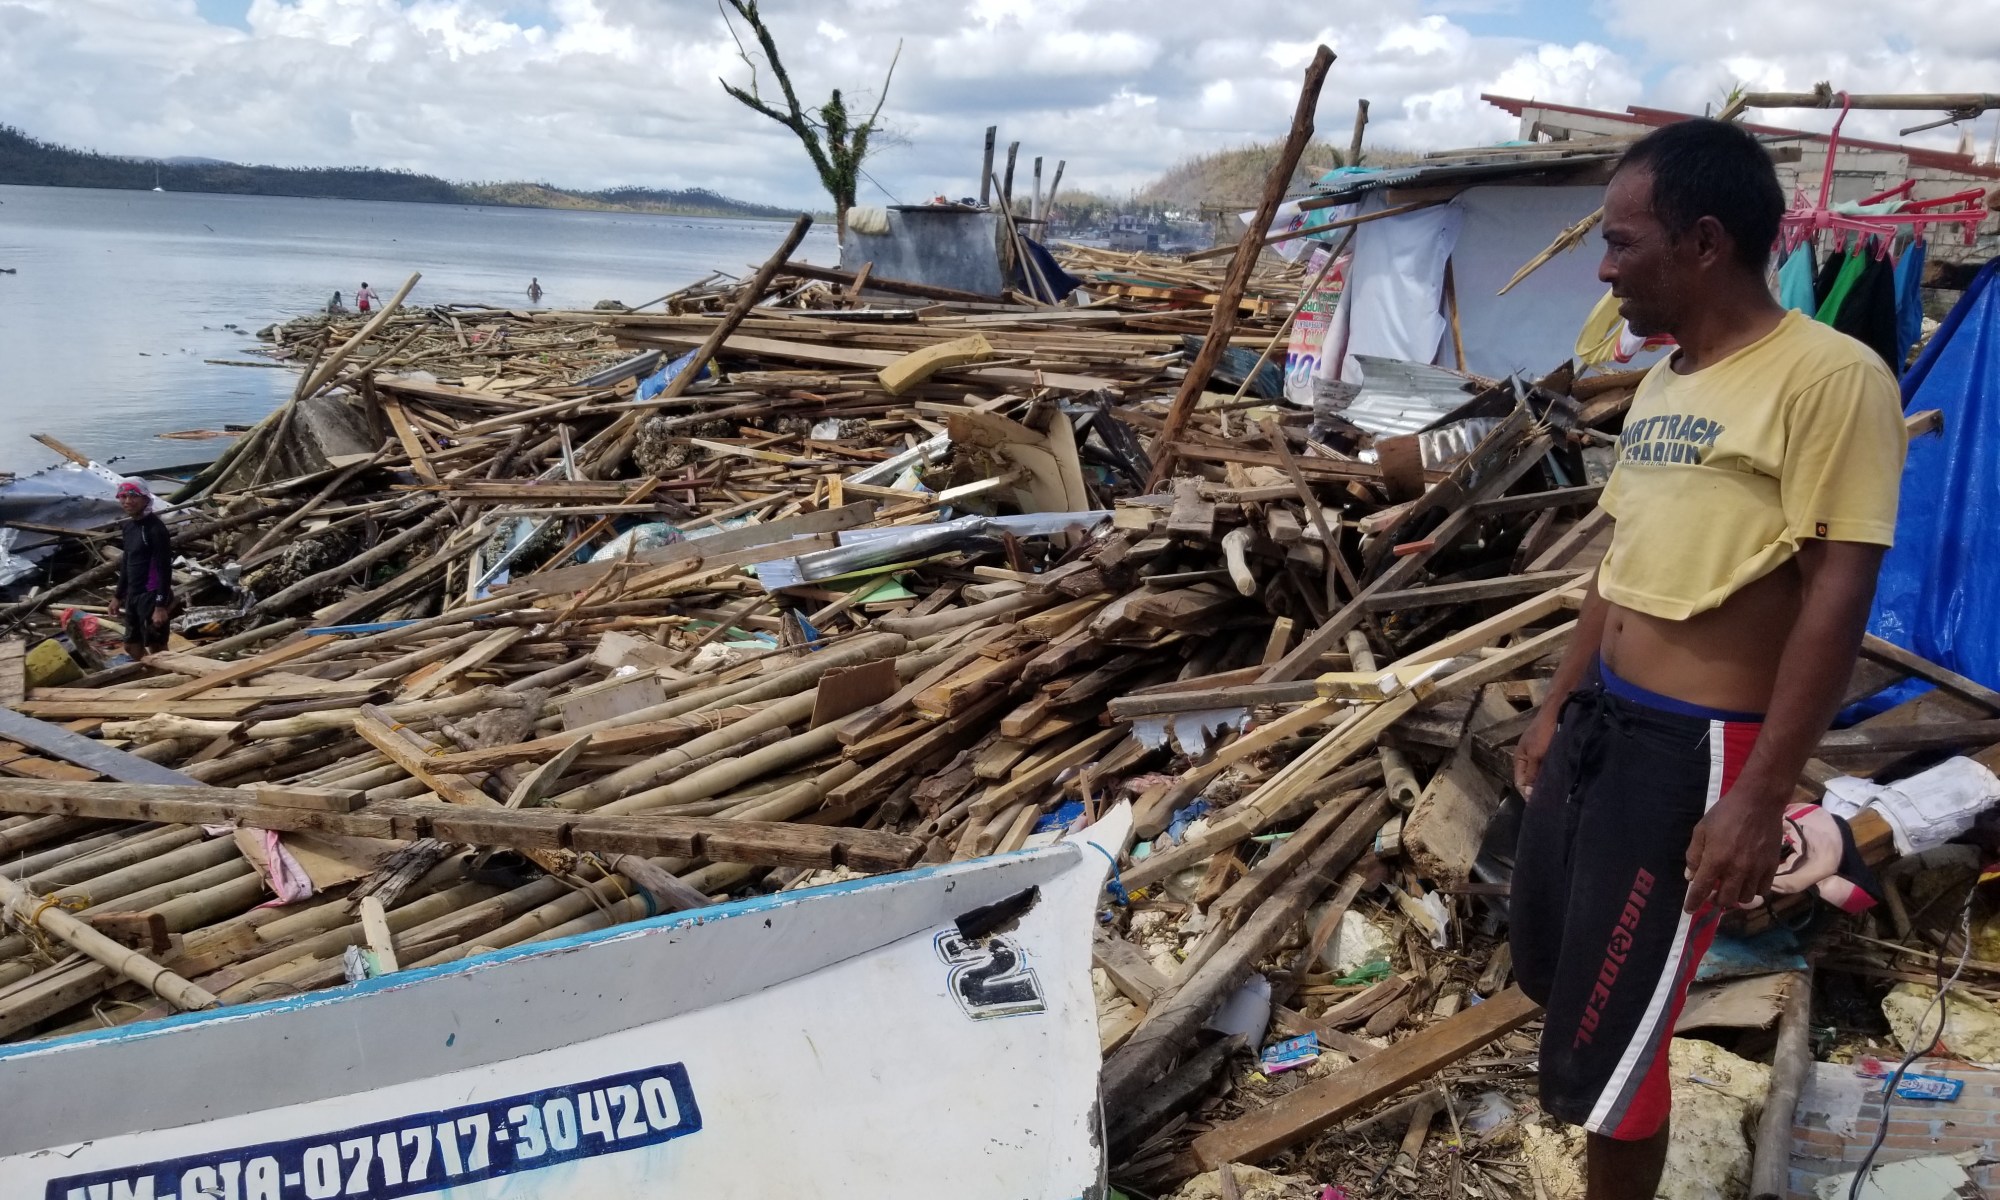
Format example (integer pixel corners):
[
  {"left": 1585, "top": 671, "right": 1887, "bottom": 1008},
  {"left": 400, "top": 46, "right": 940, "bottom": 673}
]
[
  {"left": 1101, "top": 789, "right": 1389, "bottom": 1113},
  {"left": 1188, "top": 985, "right": 1542, "bottom": 1169},
  {"left": 1402, "top": 744, "right": 1503, "bottom": 884}
]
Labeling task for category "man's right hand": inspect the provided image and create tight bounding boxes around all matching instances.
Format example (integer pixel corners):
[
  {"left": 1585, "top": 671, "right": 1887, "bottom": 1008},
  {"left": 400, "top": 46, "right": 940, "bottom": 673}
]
[
  {"left": 1514, "top": 712, "right": 1558, "bottom": 796},
  {"left": 106, "top": 597, "right": 120, "bottom": 618}
]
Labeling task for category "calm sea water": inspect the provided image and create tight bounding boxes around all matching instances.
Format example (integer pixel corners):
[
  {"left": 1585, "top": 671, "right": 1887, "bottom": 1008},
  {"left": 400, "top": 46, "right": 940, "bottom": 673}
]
[{"left": 0, "top": 184, "right": 835, "bottom": 478}]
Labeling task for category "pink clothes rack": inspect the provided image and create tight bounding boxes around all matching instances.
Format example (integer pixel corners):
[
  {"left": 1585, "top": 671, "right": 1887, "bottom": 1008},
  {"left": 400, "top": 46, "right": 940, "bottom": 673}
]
[{"left": 1777, "top": 92, "right": 1990, "bottom": 254}]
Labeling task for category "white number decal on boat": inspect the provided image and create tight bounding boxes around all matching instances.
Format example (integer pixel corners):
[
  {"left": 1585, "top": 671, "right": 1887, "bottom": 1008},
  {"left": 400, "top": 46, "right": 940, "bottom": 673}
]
[
  {"left": 935, "top": 930, "right": 1046, "bottom": 1019},
  {"left": 46, "top": 1064, "right": 701, "bottom": 1200}
]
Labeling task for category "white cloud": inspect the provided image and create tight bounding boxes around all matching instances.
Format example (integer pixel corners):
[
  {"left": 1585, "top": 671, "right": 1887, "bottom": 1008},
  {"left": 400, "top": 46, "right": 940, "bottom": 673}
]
[
  {"left": 1602, "top": 0, "right": 2000, "bottom": 149},
  {"left": 1, "top": 0, "right": 1992, "bottom": 211}
]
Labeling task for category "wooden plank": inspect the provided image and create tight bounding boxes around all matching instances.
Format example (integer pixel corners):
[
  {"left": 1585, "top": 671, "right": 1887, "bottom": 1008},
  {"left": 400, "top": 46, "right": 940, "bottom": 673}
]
[
  {"left": 1362, "top": 570, "right": 1588, "bottom": 612},
  {"left": 1093, "top": 931, "right": 1171, "bottom": 1005},
  {"left": 239, "top": 785, "right": 366, "bottom": 812},
  {"left": 1403, "top": 745, "right": 1503, "bottom": 885},
  {"left": 0, "top": 707, "right": 198, "bottom": 785},
  {"left": 1526, "top": 506, "right": 1612, "bottom": 572},
  {"left": 352, "top": 710, "right": 495, "bottom": 811},
  {"left": 1108, "top": 681, "right": 1321, "bottom": 720},
  {"left": 878, "top": 333, "right": 995, "bottom": 395},
  {"left": 1396, "top": 580, "right": 1586, "bottom": 666},
  {"left": 1860, "top": 634, "right": 2000, "bottom": 714},
  {"left": 149, "top": 635, "right": 341, "bottom": 702},
  {"left": 14, "top": 698, "right": 271, "bottom": 719},
  {"left": 810, "top": 659, "right": 900, "bottom": 729},
  {"left": 398, "top": 627, "right": 525, "bottom": 701},
  {"left": 620, "top": 330, "right": 1120, "bottom": 393},
  {"left": 967, "top": 727, "right": 1124, "bottom": 819},
  {"left": 523, "top": 501, "right": 876, "bottom": 594},
  {"left": 0, "top": 639, "right": 23, "bottom": 709},
  {"left": 0, "top": 778, "right": 925, "bottom": 872},
  {"left": 380, "top": 397, "right": 440, "bottom": 484},
  {"left": 1467, "top": 485, "right": 1603, "bottom": 518},
  {"left": 1188, "top": 985, "right": 1541, "bottom": 1169}
]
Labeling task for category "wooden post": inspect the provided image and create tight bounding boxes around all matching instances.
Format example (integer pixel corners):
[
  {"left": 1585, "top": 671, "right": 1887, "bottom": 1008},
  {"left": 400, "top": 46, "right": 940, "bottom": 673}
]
[
  {"left": 1047, "top": 160, "right": 1066, "bottom": 214},
  {"left": 979, "top": 126, "right": 997, "bottom": 205},
  {"left": 1143, "top": 45, "right": 1337, "bottom": 492},
  {"left": 1348, "top": 98, "right": 1371, "bottom": 166},
  {"left": 1002, "top": 141, "right": 1020, "bottom": 210},
  {"left": 294, "top": 272, "right": 421, "bottom": 403},
  {"left": 1032, "top": 156, "right": 1044, "bottom": 221},
  {"left": 583, "top": 213, "right": 813, "bottom": 478},
  {"left": 1750, "top": 969, "right": 1814, "bottom": 1200}
]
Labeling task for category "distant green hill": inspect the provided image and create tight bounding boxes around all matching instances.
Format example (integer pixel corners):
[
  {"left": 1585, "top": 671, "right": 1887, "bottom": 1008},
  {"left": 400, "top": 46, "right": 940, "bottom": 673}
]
[
  {"left": 0, "top": 125, "right": 800, "bottom": 219},
  {"left": 1135, "top": 138, "right": 1419, "bottom": 209}
]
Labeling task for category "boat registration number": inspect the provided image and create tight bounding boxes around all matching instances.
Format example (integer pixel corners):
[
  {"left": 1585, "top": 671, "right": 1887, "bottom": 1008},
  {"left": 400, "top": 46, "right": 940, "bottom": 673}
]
[{"left": 49, "top": 1063, "right": 702, "bottom": 1200}]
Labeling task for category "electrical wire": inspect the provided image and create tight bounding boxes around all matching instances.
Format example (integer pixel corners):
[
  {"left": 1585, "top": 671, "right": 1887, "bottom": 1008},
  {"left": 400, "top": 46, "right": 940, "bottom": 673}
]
[
  {"left": 1847, "top": 879, "right": 1978, "bottom": 1200},
  {"left": 859, "top": 166, "right": 903, "bottom": 206}
]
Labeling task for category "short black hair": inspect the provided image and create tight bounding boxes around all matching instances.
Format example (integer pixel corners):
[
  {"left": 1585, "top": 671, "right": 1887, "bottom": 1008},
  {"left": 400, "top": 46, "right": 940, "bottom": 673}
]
[{"left": 1614, "top": 118, "right": 1784, "bottom": 271}]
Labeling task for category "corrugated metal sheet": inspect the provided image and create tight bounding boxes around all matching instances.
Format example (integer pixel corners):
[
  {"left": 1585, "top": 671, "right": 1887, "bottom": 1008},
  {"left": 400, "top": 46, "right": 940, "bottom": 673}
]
[
  {"left": 1334, "top": 356, "right": 1479, "bottom": 437},
  {"left": 1306, "top": 152, "right": 1620, "bottom": 206}
]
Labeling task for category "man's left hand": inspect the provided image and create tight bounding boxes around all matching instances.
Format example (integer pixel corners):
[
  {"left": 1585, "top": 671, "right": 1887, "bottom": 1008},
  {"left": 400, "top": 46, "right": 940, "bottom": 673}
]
[
  {"left": 151, "top": 606, "right": 169, "bottom": 628},
  {"left": 1683, "top": 790, "right": 1786, "bottom": 913}
]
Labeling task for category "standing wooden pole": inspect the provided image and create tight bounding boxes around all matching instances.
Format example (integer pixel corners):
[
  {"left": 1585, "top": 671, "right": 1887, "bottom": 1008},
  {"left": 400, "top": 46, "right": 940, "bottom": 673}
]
[
  {"left": 1002, "top": 141, "right": 1020, "bottom": 211},
  {"left": 0, "top": 872, "right": 219, "bottom": 1012},
  {"left": 1348, "top": 98, "right": 1371, "bottom": 166},
  {"left": 1032, "top": 156, "right": 1044, "bottom": 221},
  {"left": 584, "top": 213, "right": 813, "bottom": 478},
  {"left": 667, "top": 212, "right": 813, "bottom": 402},
  {"left": 979, "top": 126, "right": 997, "bottom": 205},
  {"left": 295, "top": 272, "right": 421, "bottom": 403},
  {"left": 1144, "top": 45, "right": 1337, "bottom": 492},
  {"left": 1046, "top": 160, "right": 1066, "bottom": 215}
]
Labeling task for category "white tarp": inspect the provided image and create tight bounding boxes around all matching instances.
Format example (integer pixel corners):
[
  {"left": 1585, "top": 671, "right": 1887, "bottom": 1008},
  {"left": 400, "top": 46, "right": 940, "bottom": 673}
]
[
  {"left": 1318, "top": 193, "right": 1463, "bottom": 384},
  {"left": 1445, "top": 184, "right": 1659, "bottom": 378}
]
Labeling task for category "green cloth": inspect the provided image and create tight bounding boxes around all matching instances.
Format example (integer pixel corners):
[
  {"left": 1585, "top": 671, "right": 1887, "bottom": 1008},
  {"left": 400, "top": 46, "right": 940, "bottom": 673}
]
[{"left": 1816, "top": 249, "right": 1867, "bottom": 327}]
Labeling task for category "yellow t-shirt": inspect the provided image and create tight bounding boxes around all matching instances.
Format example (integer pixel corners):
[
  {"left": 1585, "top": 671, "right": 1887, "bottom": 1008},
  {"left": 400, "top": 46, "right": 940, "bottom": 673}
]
[{"left": 1597, "top": 310, "right": 1906, "bottom": 620}]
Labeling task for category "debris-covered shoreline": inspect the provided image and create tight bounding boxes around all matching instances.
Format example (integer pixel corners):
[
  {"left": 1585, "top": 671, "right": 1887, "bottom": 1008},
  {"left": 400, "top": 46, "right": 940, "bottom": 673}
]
[{"left": 1, "top": 79, "right": 1999, "bottom": 1200}]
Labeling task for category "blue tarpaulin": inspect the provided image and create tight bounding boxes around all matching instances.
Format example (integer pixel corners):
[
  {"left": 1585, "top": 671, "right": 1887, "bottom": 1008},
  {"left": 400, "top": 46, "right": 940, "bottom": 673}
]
[{"left": 1868, "top": 257, "right": 2000, "bottom": 689}]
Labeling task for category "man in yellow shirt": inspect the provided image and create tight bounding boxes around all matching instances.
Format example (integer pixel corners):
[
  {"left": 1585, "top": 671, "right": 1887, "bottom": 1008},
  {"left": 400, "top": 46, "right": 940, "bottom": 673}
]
[{"left": 1511, "top": 119, "right": 1906, "bottom": 1199}]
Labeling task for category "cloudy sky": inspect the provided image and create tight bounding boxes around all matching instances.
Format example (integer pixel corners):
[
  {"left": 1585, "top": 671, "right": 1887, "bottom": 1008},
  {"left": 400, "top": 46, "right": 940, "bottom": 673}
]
[{"left": 4, "top": 0, "right": 1999, "bottom": 208}]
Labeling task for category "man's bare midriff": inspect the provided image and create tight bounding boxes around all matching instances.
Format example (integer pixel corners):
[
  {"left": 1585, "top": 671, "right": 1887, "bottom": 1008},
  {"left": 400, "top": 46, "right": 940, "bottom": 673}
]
[{"left": 1598, "top": 560, "right": 1802, "bottom": 714}]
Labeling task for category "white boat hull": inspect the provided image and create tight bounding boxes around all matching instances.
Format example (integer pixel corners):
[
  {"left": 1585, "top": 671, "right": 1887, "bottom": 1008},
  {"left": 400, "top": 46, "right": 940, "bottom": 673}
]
[{"left": 2, "top": 810, "right": 1128, "bottom": 1199}]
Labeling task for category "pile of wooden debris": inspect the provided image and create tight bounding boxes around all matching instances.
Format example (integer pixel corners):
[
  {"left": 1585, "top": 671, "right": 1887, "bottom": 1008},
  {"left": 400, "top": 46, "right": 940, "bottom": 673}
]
[{"left": 0, "top": 210, "right": 1990, "bottom": 1200}]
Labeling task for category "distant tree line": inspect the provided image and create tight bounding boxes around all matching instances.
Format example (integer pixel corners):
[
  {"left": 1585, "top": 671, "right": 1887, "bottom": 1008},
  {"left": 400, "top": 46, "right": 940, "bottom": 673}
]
[{"left": 0, "top": 125, "right": 798, "bottom": 219}]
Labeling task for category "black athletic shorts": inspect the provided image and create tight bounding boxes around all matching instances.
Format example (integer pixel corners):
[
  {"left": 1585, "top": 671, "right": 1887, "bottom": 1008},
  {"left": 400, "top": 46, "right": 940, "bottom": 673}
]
[
  {"left": 1511, "top": 659, "right": 1761, "bottom": 1140},
  {"left": 123, "top": 592, "right": 170, "bottom": 654}
]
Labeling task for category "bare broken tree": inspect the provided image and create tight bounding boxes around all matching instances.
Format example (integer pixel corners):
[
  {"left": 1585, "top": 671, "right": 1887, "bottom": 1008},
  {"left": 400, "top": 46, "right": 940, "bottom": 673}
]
[{"left": 718, "top": 0, "right": 901, "bottom": 239}]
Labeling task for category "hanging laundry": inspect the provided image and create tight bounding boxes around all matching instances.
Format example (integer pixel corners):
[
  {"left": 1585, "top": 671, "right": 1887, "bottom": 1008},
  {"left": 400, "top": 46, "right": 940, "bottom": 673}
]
[
  {"left": 1776, "top": 243, "right": 1818, "bottom": 317},
  {"left": 1815, "top": 245, "right": 1868, "bottom": 327},
  {"left": 1828, "top": 252, "right": 1902, "bottom": 373},
  {"left": 1894, "top": 238, "right": 1928, "bottom": 367}
]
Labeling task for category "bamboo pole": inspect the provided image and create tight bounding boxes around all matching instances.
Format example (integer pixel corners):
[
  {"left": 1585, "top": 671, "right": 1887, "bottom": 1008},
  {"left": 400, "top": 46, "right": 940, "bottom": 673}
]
[{"left": 0, "top": 872, "right": 218, "bottom": 1012}]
